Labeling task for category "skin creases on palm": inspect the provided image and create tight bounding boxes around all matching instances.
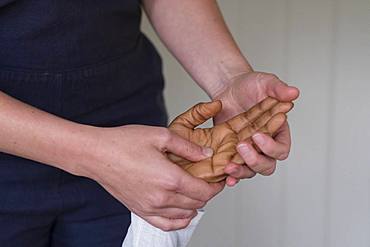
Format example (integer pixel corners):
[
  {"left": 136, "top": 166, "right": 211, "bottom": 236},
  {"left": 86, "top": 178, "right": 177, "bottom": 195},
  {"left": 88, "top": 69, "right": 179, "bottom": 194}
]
[{"left": 167, "top": 97, "right": 294, "bottom": 183}]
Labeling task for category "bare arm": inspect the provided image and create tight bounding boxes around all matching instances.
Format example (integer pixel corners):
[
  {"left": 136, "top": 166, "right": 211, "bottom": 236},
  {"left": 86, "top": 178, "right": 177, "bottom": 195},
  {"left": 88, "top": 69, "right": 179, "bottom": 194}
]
[
  {"left": 142, "top": 0, "right": 253, "bottom": 98},
  {"left": 0, "top": 90, "right": 222, "bottom": 230},
  {"left": 143, "top": 0, "right": 300, "bottom": 185},
  {"left": 0, "top": 91, "right": 94, "bottom": 176}
]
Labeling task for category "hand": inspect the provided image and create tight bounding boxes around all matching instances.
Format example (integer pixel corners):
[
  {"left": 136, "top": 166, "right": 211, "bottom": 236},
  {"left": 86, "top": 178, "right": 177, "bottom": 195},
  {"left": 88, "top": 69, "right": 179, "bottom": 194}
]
[
  {"left": 213, "top": 72, "right": 300, "bottom": 186},
  {"left": 82, "top": 125, "right": 224, "bottom": 231},
  {"left": 168, "top": 97, "right": 293, "bottom": 182}
]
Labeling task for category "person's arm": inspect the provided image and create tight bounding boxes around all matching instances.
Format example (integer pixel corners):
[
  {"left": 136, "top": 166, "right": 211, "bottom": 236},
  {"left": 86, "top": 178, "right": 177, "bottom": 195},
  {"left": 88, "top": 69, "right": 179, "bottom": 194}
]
[
  {"left": 143, "top": 0, "right": 300, "bottom": 185},
  {"left": 0, "top": 91, "right": 223, "bottom": 230},
  {"left": 142, "top": 0, "right": 251, "bottom": 98},
  {"left": 0, "top": 91, "right": 93, "bottom": 174}
]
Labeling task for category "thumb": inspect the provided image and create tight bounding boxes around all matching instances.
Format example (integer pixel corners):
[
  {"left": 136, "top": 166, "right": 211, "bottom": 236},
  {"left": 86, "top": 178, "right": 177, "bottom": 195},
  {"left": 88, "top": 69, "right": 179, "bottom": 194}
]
[
  {"left": 165, "top": 131, "right": 213, "bottom": 162},
  {"left": 170, "top": 101, "right": 222, "bottom": 129},
  {"left": 264, "top": 77, "right": 300, "bottom": 102}
]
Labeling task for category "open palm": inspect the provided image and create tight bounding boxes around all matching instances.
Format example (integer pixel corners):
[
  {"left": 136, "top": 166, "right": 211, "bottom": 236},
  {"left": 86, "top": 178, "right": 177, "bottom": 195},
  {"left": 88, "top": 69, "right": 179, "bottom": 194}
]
[{"left": 168, "top": 97, "right": 293, "bottom": 182}]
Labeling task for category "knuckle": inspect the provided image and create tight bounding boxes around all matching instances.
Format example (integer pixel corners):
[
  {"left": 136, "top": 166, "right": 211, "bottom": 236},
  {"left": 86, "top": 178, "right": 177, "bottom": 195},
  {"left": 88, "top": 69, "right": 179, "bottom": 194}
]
[
  {"left": 257, "top": 72, "right": 279, "bottom": 84},
  {"left": 146, "top": 192, "right": 164, "bottom": 209},
  {"left": 242, "top": 170, "right": 256, "bottom": 179},
  {"left": 157, "top": 128, "right": 172, "bottom": 147},
  {"left": 261, "top": 164, "right": 277, "bottom": 176},
  {"left": 231, "top": 167, "right": 243, "bottom": 177},
  {"left": 169, "top": 210, "right": 192, "bottom": 220},
  {"left": 178, "top": 219, "right": 192, "bottom": 230},
  {"left": 160, "top": 223, "right": 174, "bottom": 232},
  {"left": 209, "top": 187, "right": 219, "bottom": 199},
  {"left": 136, "top": 199, "right": 154, "bottom": 214},
  {"left": 183, "top": 210, "right": 195, "bottom": 219},
  {"left": 140, "top": 203, "right": 153, "bottom": 214},
  {"left": 264, "top": 73, "right": 279, "bottom": 81},
  {"left": 205, "top": 187, "right": 220, "bottom": 201},
  {"left": 246, "top": 154, "right": 259, "bottom": 168},
  {"left": 162, "top": 177, "right": 180, "bottom": 191},
  {"left": 261, "top": 142, "right": 278, "bottom": 157},
  {"left": 153, "top": 192, "right": 169, "bottom": 208},
  {"left": 201, "top": 191, "right": 213, "bottom": 202},
  {"left": 278, "top": 152, "right": 289, "bottom": 160},
  {"left": 146, "top": 198, "right": 158, "bottom": 210},
  {"left": 196, "top": 201, "right": 207, "bottom": 209}
]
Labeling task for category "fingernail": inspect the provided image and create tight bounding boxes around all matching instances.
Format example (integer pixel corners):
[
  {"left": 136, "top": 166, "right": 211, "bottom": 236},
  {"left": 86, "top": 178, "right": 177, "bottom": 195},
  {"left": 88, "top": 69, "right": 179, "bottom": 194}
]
[
  {"left": 253, "top": 133, "right": 265, "bottom": 146},
  {"left": 238, "top": 144, "right": 251, "bottom": 155},
  {"left": 203, "top": 147, "right": 214, "bottom": 157},
  {"left": 228, "top": 181, "right": 236, "bottom": 187},
  {"left": 228, "top": 178, "right": 239, "bottom": 187}
]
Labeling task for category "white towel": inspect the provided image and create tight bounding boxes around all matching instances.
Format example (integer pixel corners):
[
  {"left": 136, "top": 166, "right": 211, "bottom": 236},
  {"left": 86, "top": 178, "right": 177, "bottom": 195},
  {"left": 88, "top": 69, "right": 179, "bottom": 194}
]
[{"left": 122, "top": 210, "right": 205, "bottom": 247}]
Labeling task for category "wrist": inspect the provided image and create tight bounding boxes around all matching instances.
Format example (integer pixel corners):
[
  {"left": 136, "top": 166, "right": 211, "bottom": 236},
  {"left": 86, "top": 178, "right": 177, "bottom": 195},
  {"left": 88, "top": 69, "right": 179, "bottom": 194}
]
[
  {"left": 57, "top": 124, "right": 105, "bottom": 180},
  {"left": 0, "top": 91, "right": 109, "bottom": 180},
  {"left": 71, "top": 125, "right": 128, "bottom": 183},
  {"left": 208, "top": 57, "right": 253, "bottom": 99}
]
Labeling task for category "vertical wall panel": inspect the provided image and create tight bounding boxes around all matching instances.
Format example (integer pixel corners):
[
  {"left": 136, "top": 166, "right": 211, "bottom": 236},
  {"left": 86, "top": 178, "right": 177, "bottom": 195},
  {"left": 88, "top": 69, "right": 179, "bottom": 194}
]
[
  {"left": 232, "top": 1, "right": 289, "bottom": 247},
  {"left": 141, "top": 0, "right": 370, "bottom": 246},
  {"left": 187, "top": 2, "right": 243, "bottom": 246},
  {"left": 281, "top": 0, "right": 333, "bottom": 246},
  {"left": 328, "top": 0, "right": 370, "bottom": 246}
]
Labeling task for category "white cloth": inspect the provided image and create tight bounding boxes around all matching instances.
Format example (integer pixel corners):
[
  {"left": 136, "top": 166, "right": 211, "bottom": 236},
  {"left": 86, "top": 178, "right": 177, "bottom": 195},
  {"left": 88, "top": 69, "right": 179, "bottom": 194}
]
[{"left": 122, "top": 210, "right": 205, "bottom": 247}]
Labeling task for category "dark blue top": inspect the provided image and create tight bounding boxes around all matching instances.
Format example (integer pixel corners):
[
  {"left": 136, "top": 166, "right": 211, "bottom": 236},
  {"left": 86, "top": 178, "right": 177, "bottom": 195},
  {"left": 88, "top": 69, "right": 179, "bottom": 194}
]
[
  {"left": 0, "top": 0, "right": 167, "bottom": 127},
  {"left": 0, "top": 0, "right": 168, "bottom": 193},
  {"left": 1, "top": 0, "right": 142, "bottom": 70}
]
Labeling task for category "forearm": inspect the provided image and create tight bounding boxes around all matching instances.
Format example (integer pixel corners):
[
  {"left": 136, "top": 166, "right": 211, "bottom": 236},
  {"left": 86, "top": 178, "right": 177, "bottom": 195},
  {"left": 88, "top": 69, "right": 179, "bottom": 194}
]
[
  {"left": 143, "top": 0, "right": 253, "bottom": 98},
  {"left": 0, "top": 91, "right": 96, "bottom": 176}
]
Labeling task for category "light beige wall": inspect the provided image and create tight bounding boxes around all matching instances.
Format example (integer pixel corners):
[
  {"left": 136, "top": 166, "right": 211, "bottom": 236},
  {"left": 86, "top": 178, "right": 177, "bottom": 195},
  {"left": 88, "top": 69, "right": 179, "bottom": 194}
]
[{"left": 141, "top": 0, "right": 370, "bottom": 246}]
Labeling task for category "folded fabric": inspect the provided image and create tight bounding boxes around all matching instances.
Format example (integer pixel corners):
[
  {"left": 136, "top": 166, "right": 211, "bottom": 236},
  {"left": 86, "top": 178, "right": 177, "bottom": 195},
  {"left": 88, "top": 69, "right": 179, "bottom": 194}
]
[{"left": 122, "top": 210, "right": 205, "bottom": 247}]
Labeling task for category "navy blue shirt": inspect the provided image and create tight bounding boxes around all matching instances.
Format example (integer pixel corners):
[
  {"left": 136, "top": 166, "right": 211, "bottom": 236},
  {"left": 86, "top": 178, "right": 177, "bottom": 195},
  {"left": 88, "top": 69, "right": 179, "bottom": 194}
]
[
  {"left": 1, "top": 0, "right": 141, "bottom": 69},
  {"left": 0, "top": 1, "right": 167, "bottom": 244},
  {"left": 0, "top": 0, "right": 167, "bottom": 126}
]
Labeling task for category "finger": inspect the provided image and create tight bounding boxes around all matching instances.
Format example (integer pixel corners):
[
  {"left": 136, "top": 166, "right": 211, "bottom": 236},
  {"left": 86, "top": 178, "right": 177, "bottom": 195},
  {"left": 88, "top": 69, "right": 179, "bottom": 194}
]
[
  {"left": 169, "top": 101, "right": 222, "bottom": 129},
  {"left": 180, "top": 158, "right": 227, "bottom": 183},
  {"left": 230, "top": 152, "right": 245, "bottom": 165},
  {"left": 225, "top": 176, "right": 240, "bottom": 187},
  {"left": 160, "top": 157, "right": 224, "bottom": 202},
  {"left": 165, "top": 132, "right": 214, "bottom": 162},
  {"left": 274, "top": 121, "right": 291, "bottom": 149},
  {"left": 238, "top": 112, "right": 287, "bottom": 141},
  {"left": 143, "top": 214, "right": 195, "bottom": 231},
  {"left": 226, "top": 97, "right": 278, "bottom": 132},
  {"left": 177, "top": 173, "right": 225, "bottom": 202},
  {"left": 237, "top": 142, "right": 277, "bottom": 176},
  {"left": 150, "top": 208, "right": 197, "bottom": 219},
  {"left": 249, "top": 102, "right": 292, "bottom": 135},
  {"left": 264, "top": 77, "right": 300, "bottom": 102},
  {"left": 163, "top": 193, "right": 206, "bottom": 210},
  {"left": 224, "top": 162, "right": 256, "bottom": 179},
  {"left": 252, "top": 122, "right": 291, "bottom": 160},
  {"left": 259, "top": 113, "right": 287, "bottom": 135}
]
